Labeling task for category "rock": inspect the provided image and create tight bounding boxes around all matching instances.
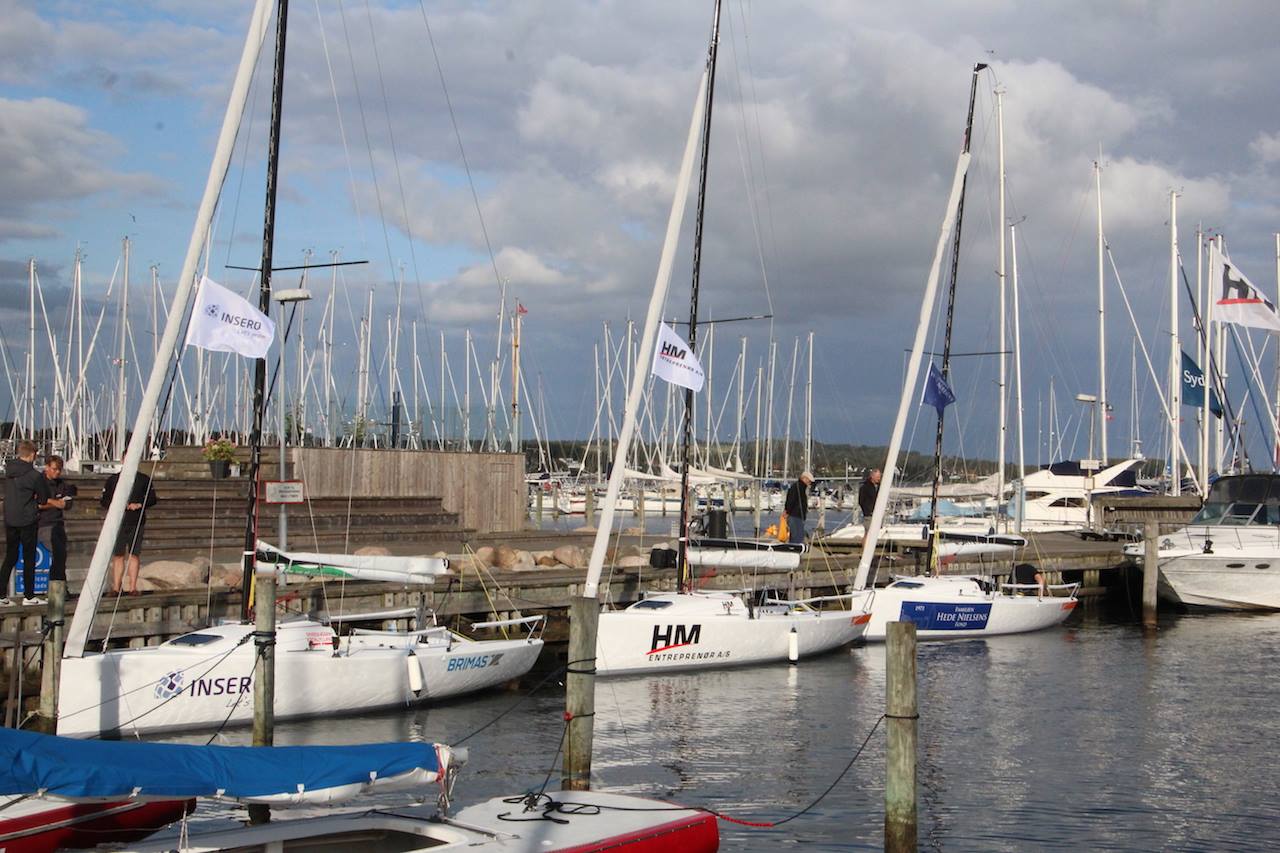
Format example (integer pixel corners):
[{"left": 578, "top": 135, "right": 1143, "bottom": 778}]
[
  {"left": 575, "top": 525, "right": 596, "bottom": 534},
  {"left": 354, "top": 545, "right": 391, "bottom": 557},
  {"left": 534, "top": 550, "right": 558, "bottom": 567},
  {"left": 493, "top": 545, "right": 520, "bottom": 570},
  {"left": 553, "top": 545, "right": 586, "bottom": 569},
  {"left": 622, "top": 527, "right": 645, "bottom": 536},
  {"left": 472, "top": 546, "right": 496, "bottom": 567},
  {"left": 510, "top": 550, "right": 536, "bottom": 571},
  {"left": 140, "top": 560, "right": 204, "bottom": 590},
  {"left": 191, "top": 555, "right": 213, "bottom": 575},
  {"left": 615, "top": 555, "right": 648, "bottom": 569}
]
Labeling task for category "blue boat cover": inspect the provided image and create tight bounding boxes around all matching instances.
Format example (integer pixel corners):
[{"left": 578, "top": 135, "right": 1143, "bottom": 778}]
[{"left": 0, "top": 728, "right": 441, "bottom": 800}]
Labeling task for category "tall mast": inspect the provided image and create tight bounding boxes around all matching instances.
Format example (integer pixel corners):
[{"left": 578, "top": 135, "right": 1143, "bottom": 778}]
[
  {"left": 995, "top": 87, "right": 1007, "bottom": 530},
  {"left": 510, "top": 303, "right": 521, "bottom": 453},
  {"left": 240, "top": 0, "right": 290, "bottom": 611},
  {"left": 1011, "top": 221, "right": 1026, "bottom": 502},
  {"left": 1168, "top": 190, "right": 1180, "bottom": 495},
  {"left": 804, "top": 330, "right": 814, "bottom": 473},
  {"left": 676, "top": 0, "right": 723, "bottom": 591},
  {"left": 114, "top": 237, "right": 130, "bottom": 460},
  {"left": 1095, "top": 157, "right": 1108, "bottom": 464},
  {"left": 924, "top": 62, "right": 986, "bottom": 572},
  {"left": 26, "top": 259, "right": 36, "bottom": 441}
]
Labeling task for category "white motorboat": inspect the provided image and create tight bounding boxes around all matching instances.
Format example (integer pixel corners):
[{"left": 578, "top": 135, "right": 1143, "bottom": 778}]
[
  {"left": 1124, "top": 473, "right": 1280, "bottom": 610},
  {"left": 596, "top": 590, "right": 868, "bottom": 675},
  {"left": 1018, "top": 459, "right": 1147, "bottom": 532},
  {"left": 851, "top": 576, "right": 1078, "bottom": 641}
]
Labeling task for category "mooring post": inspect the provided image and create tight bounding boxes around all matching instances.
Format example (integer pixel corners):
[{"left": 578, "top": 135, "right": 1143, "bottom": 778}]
[
  {"left": 562, "top": 596, "right": 598, "bottom": 790},
  {"left": 752, "top": 480, "right": 761, "bottom": 536},
  {"left": 1142, "top": 519, "right": 1159, "bottom": 628},
  {"left": 34, "top": 580, "right": 67, "bottom": 733},
  {"left": 248, "top": 567, "right": 277, "bottom": 825},
  {"left": 636, "top": 487, "right": 645, "bottom": 520},
  {"left": 536, "top": 488, "right": 544, "bottom": 522},
  {"left": 584, "top": 487, "right": 595, "bottom": 526},
  {"left": 885, "top": 620, "right": 918, "bottom": 853}
]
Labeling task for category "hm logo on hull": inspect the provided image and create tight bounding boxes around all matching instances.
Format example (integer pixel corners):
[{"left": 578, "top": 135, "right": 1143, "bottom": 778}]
[{"left": 648, "top": 623, "right": 701, "bottom": 654}]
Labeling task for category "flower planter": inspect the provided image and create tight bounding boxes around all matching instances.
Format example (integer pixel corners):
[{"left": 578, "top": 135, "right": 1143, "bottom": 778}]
[{"left": 208, "top": 459, "right": 231, "bottom": 479}]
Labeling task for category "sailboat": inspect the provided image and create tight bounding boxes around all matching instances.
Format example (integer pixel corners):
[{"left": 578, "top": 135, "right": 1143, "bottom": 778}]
[
  {"left": 849, "top": 64, "right": 1078, "bottom": 642},
  {"left": 586, "top": 0, "right": 867, "bottom": 677},
  {"left": 54, "top": 0, "right": 541, "bottom": 740}
]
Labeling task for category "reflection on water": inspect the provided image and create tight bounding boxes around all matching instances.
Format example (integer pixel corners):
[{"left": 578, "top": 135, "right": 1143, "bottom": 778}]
[{"left": 174, "top": 609, "right": 1280, "bottom": 851}]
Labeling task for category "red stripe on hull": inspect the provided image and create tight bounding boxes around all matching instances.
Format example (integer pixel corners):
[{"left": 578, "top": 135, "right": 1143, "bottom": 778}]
[
  {"left": 0, "top": 799, "right": 193, "bottom": 853},
  {"left": 551, "top": 812, "right": 719, "bottom": 852}
]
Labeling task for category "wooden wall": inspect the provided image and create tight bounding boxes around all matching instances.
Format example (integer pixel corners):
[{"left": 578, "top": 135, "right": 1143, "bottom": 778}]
[{"left": 291, "top": 448, "right": 525, "bottom": 534}]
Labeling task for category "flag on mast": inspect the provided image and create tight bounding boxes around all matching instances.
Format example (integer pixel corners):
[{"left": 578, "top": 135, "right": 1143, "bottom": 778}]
[
  {"left": 184, "top": 276, "right": 275, "bottom": 358},
  {"left": 651, "top": 323, "right": 705, "bottom": 392},
  {"left": 1180, "top": 350, "right": 1223, "bottom": 418},
  {"left": 1213, "top": 251, "right": 1280, "bottom": 333},
  {"left": 922, "top": 363, "right": 956, "bottom": 414}
]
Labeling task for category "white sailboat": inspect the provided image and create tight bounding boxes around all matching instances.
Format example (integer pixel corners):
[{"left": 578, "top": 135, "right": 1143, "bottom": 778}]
[
  {"left": 56, "top": 0, "right": 541, "bottom": 740},
  {"left": 850, "top": 64, "right": 1078, "bottom": 642},
  {"left": 583, "top": 0, "right": 866, "bottom": 678}
]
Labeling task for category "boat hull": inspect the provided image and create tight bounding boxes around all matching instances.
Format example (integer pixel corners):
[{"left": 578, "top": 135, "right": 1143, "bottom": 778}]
[
  {"left": 596, "top": 593, "right": 866, "bottom": 675},
  {"left": 0, "top": 797, "right": 193, "bottom": 853},
  {"left": 853, "top": 578, "right": 1077, "bottom": 641},
  {"left": 1158, "top": 552, "right": 1280, "bottom": 610}
]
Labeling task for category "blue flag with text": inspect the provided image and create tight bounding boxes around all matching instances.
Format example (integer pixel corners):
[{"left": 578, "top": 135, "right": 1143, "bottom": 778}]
[{"left": 922, "top": 363, "right": 957, "bottom": 414}]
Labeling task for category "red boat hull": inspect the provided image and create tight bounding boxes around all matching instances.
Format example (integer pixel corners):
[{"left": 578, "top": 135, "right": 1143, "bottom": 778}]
[
  {"left": 553, "top": 811, "right": 719, "bottom": 852},
  {"left": 0, "top": 799, "right": 194, "bottom": 853}
]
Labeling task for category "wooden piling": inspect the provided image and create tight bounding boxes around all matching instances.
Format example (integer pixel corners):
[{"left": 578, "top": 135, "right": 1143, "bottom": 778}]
[
  {"left": 34, "top": 580, "right": 66, "bottom": 733},
  {"left": 636, "top": 488, "right": 645, "bottom": 520},
  {"left": 584, "top": 487, "right": 595, "bottom": 526},
  {"left": 536, "top": 488, "right": 544, "bottom": 522},
  {"left": 752, "top": 480, "right": 762, "bottom": 536},
  {"left": 1142, "top": 520, "right": 1160, "bottom": 628},
  {"left": 562, "top": 595, "right": 598, "bottom": 791},
  {"left": 248, "top": 568, "right": 276, "bottom": 825},
  {"left": 885, "top": 620, "right": 918, "bottom": 853}
]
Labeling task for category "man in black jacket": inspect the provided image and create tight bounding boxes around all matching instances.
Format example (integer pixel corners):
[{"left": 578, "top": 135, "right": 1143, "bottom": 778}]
[
  {"left": 858, "top": 468, "right": 882, "bottom": 534},
  {"left": 2, "top": 441, "right": 49, "bottom": 605},
  {"left": 38, "top": 455, "right": 77, "bottom": 586},
  {"left": 783, "top": 471, "right": 814, "bottom": 545}
]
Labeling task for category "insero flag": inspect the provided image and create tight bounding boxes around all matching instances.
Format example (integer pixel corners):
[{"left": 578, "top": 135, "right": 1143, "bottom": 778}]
[
  {"left": 184, "top": 276, "right": 276, "bottom": 358},
  {"left": 651, "top": 323, "right": 705, "bottom": 392},
  {"left": 922, "top": 363, "right": 956, "bottom": 414},
  {"left": 1213, "top": 251, "right": 1280, "bottom": 333}
]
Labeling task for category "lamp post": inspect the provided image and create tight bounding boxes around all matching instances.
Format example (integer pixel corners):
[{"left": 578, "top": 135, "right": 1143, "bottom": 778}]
[{"left": 273, "top": 288, "right": 312, "bottom": 552}]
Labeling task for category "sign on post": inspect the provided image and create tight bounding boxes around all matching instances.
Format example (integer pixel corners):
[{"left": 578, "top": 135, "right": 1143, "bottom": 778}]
[{"left": 263, "top": 480, "right": 305, "bottom": 504}]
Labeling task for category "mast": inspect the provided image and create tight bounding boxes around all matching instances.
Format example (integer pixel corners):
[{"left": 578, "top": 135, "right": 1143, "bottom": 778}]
[
  {"left": 675, "top": 0, "right": 723, "bottom": 590},
  {"left": 511, "top": 302, "right": 521, "bottom": 453},
  {"left": 240, "top": 0, "right": 290, "bottom": 612},
  {"left": 1198, "top": 226, "right": 1208, "bottom": 490},
  {"left": 1168, "top": 190, "right": 1180, "bottom": 495},
  {"left": 26, "top": 259, "right": 36, "bottom": 441},
  {"left": 805, "top": 330, "right": 814, "bottom": 473},
  {"left": 995, "top": 87, "right": 1007, "bottom": 530},
  {"left": 1011, "top": 221, "right": 1026, "bottom": 520},
  {"left": 114, "top": 237, "right": 130, "bottom": 460},
  {"left": 1095, "top": 157, "right": 1108, "bottom": 465},
  {"left": 65, "top": 0, "right": 276, "bottom": 658},
  {"left": 924, "top": 62, "right": 985, "bottom": 572}
]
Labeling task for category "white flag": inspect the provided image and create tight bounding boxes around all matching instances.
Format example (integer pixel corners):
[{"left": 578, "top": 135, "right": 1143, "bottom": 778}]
[
  {"left": 1214, "top": 251, "right": 1280, "bottom": 333},
  {"left": 651, "top": 322, "right": 705, "bottom": 392},
  {"left": 184, "top": 276, "right": 276, "bottom": 358}
]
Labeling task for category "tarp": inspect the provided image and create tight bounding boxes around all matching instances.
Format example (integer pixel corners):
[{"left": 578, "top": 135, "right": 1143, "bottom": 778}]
[{"left": 0, "top": 728, "right": 443, "bottom": 804}]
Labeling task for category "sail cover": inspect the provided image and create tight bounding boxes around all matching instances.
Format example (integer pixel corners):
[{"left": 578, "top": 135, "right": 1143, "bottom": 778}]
[{"left": 0, "top": 728, "right": 446, "bottom": 805}]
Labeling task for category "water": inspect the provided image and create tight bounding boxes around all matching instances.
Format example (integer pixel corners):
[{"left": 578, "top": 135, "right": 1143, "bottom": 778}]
[{"left": 181, "top": 608, "right": 1280, "bottom": 851}]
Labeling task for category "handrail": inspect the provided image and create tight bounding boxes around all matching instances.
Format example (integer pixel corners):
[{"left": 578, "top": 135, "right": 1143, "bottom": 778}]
[
  {"left": 999, "top": 581, "right": 1080, "bottom": 599},
  {"left": 469, "top": 615, "right": 544, "bottom": 629}
]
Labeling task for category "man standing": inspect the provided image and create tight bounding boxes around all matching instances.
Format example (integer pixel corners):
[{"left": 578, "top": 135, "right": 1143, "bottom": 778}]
[
  {"left": 858, "top": 468, "right": 882, "bottom": 535},
  {"left": 2, "top": 441, "right": 48, "bottom": 605},
  {"left": 783, "top": 471, "right": 814, "bottom": 545},
  {"left": 101, "top": 470, "right": 158, "bottom": 595},
  {"left": 38, "top": 455, "right": 77, "bottom": 587}
]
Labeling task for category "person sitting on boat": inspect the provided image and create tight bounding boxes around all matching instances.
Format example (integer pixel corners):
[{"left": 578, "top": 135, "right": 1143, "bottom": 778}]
[
  {"left": 783, "top": 471, "right": 814, "bottom": 545},
  {"left": 1012, "top": 563, "right": 1046, "bottom": 595},
  {"left": 858, "top": 468, "right": 881, "bottom": 534}
]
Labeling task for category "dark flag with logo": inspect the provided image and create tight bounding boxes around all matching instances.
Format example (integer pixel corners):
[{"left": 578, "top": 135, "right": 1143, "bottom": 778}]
[
  {"left": 922, "top": 363, "right": 957, "bottom": 414},
  {"left": 1181, "top": 350, "right": 1223, "bottom": 418}
]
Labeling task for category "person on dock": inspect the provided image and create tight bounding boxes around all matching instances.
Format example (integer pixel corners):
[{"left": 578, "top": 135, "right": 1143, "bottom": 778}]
[
  {"left": 858, "top": 468, "right": 882, "bottom": 535},
  {"left": 38, "top": 455, "right": 77, "bottom": 588},
  {"left": 101, "top": 470, "right": 158, "bottom": 596},
  {"left": 782, "top": 471, "right": 814, "bottom": 545},
  {"left": 2, "top": 440, "right": 49, "bottom": 606}
]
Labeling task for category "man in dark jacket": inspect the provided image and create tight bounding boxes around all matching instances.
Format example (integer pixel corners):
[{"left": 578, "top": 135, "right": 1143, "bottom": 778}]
[
  {"left": 38, "top": 455, "right": 77, "bottom": 585},
  {"left": 2, "top": 440, "right": 49, "bottom": 605},
  {"left": 858, "top": 468, "right": 882, "bottom": 534},
  {"left": 783, "top": 471, "right": 814, "bottom": 545},
  {"left": 101, "top": 470, "right": 158, "bottom": 595}
]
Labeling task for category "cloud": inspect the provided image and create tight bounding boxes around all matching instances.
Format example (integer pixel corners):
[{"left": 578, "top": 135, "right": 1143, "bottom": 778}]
[{"left": 0, "top": 97, "right": 164, "bottom": 243}]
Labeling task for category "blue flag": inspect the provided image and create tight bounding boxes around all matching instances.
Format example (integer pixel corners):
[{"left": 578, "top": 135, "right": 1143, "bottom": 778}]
[
  {"left": 922, "top": 363, "right": 956, "bottom": 414},
  {"left": 1181, "top": 350, "right": 1223, "bottom": 418}
]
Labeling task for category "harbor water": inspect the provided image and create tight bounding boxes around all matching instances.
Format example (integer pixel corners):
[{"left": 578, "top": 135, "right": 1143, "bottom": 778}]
[{"left": 183, "top": 606, "right": 1280, "bottom": 851}]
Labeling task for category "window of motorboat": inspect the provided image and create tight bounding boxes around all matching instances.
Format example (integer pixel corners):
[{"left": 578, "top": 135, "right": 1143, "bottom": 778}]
[
  {"left": 1193, "top": 475, "right": 1280, "bottom": 525},
  {"left": 1024, "top": 491, "right": 1051, "bottom": 501},
  {"left": 888, "top": 581, "right": 925, "bottom": 589},
  {"left": 1049, "top": 497, "right": 1087, "bottom": 508},
  {"left": 632, "top": 599, "right": 673, "bottom": 610}
]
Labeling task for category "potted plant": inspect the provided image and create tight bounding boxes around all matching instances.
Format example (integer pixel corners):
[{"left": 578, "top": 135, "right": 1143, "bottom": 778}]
[{"left": 202, "top": 437, "right": 236, "bottom": 479}]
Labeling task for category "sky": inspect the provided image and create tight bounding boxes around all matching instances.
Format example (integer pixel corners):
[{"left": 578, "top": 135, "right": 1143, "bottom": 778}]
[{"left": 3, "top": 0, "right": 1280, "bottom": 469}]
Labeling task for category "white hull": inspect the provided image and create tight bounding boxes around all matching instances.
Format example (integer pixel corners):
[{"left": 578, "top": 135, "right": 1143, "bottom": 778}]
[
  {"left": 1155, "top": 548, "right": 1280, "bottom": 610},
  {"left": 58, "top": 622, "right": 542, "bottom": 738},
  {"left": 851, "top": 576, "right": 1077, "bottom": 641},
  {"left": 595, "top": 592, "right": 868, "bottom": 675}
]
